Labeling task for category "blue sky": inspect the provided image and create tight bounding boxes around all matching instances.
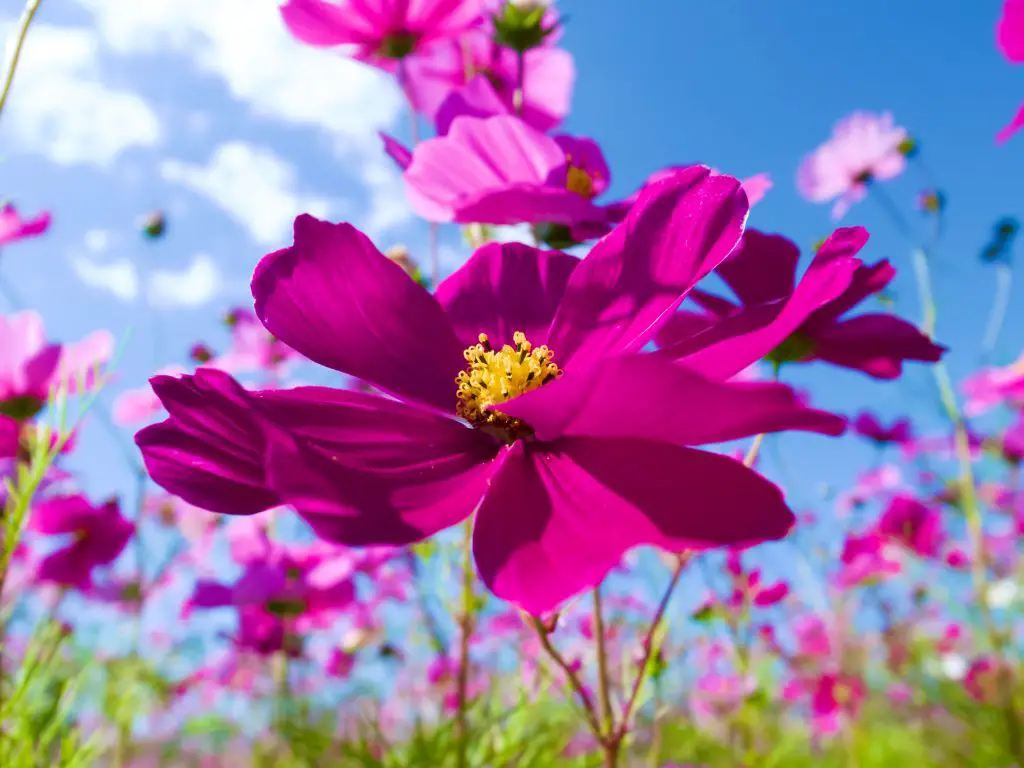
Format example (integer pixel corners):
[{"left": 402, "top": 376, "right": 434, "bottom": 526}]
[{"left": 1, "top": 0, "right": 1021, "bottom": 551}]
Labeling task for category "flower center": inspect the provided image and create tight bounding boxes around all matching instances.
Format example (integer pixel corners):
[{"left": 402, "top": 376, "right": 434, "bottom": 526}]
[
  {"left": 456, "top": 332, "right": 562, "bottom": 443},
  {"left": 766, "top": 332, "right": 816, "bottom": 367},
  {"left": 564, "top": 154, "right": 600, "bottom": 199},
  {"left": 378, "top": 31, "right": 418, "bottom": 59}
]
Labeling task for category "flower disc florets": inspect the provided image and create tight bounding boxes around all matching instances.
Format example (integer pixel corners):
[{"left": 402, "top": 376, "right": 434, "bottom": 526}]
[{"left": 456, "top": 331, "right": 562, "bottom": 443}]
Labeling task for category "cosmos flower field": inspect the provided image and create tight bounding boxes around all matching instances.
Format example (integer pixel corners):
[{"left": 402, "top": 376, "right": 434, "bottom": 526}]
[{"left": 3, "top": 1, "right": 1024, "bottom": 766}]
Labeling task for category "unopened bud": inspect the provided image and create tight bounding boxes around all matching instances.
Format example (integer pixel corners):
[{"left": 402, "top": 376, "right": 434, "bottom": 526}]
[
  {"left": 493, "top": 0, "right": 558, "bottom": 53},
  {"left": 897, "top": 137, "right": 918, "bottom": 158},
  {"left": 190, "top": 343, "right": 214, "bottom": 364},
  {"left": 917, "top": 189, "right": 945, "bottom": 214},
  {"left": 138, "top": 210, "right": 167, "bottom": 240}
]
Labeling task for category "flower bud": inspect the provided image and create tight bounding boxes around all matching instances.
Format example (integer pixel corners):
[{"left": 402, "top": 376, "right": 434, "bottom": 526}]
[
  {"left": 138, "top": 210, "right": 167, "bottom": 240},
  {"left": 493, "top": 0, "right": 558, "bottom": 53},
  {"left": 897, "top": 136, "right": 918, "bottom": 158},
  {"left": 917, "top": 189, "right": 945, "bottom": 214},
  {"left": 190, "top": 343, "right": 214, "bottom": 364}
]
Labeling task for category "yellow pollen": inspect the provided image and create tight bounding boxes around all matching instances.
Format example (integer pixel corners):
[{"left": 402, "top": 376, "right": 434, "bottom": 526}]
[
  {"left": 566, "top": 165, "right": 595, "bottom": 198},
  {"left": 455, "top": 331, "right": 562, "bottom": 441}
]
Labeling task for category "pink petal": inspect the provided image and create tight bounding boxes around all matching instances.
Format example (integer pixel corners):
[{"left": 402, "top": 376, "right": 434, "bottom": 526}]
[
  {"left": 812, "top": 314, "right": 945, "bottom": 379},
  {"left": 546, "top": 167, "right": 748, "bottom": 369},
  {"left": 252, "top": 215, "right": 464, "bottom": 412},
  {"left": 435, "top": 242, "right": 579, "bottom": 348},
  {"left": 472, "top": 438, "right": 795, "bottom": 614},
  {"left": 998, "top": 102, "right": 1024, "bottom": 143}
]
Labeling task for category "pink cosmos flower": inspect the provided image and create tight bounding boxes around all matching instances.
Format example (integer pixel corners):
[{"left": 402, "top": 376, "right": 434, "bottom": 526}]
[
  {"left": 964, "top": 656, "right": 1010, "bottom": 703},
  {"left": 214, "top": 309, "right": 299, "bottom": 376},
  {"left": 402, "top": 114, "right": 615, "bottom": 237},
  {"left": 657, "top": 229, "right": 944, "bottom": 380},
  {"left": 0, "top": 414, "right": 18, "bottom": 458},
  {"left": 724, "top": 551, "right": 789, "bottom": 609},
  {"left": 0, "top": 312, "right": 113, "bottom": 421},
  {"left": 0, "top": 203, "right": 51, "bottom": 248},
  {"left": 184, "top": 539, "right": 358, "bottom": 633},
  {"left": 403, "top": 28, "right": 574, "bottom": 131},
  {"left": 29, "top": 495, "right": 134, "bottom": 589},
  {"left": 997, "top": 0, "right": 1024, "bottom": 142},
  {"left": 113, "top": 367, "right": 187, "bottom": 426},
  {"left": 838, "top": 531, "right": 901, "bottom": 587},
  {"left": 809, "top": 672, "right": 866, "bottom": 735},
  {"left": 136, "top": 168, "right": 846, "bottom": 615},
  {"left": 797, "top": 112, "right": 909, "bottom": 219},
  {"left": 852, "top": 411, "right": 911, "bottom": 446},
  {"left": 876, "top": 494, "right": 944, "bottom": 558},
  {"left": 280, "top": 0, "right": 484, "bottom": 66},
  {"left": 962, "top": 355, "right": 1024, "bottom": 415}
]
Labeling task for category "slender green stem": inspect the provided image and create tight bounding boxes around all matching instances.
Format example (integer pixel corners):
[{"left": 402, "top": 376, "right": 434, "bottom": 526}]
[
  {"left": 616, "top": 554, "right": 688, "bottom": 742},
  {"left": 455, "top": 519, "right": 475, "bottom": 768},
  {"left": 529, "top": 616, "right": 604, "bottom": 738},
  {"left": 513, "top": 50, "right": 525, "bottom": 115},
  {"left": 981, "top": 262, "right": 1013, "bottom": 360},
  {"left": 592, "top": 586, "right": 614, "bottom": 737},
  {"left": 0, "top": 0, "right": 42, "bottom": 125}
]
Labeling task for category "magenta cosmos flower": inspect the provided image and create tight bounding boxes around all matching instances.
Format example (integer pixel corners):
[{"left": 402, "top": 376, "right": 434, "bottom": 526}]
[
  {"left": 656, "top": 229, "right": 944, "bottom": 380},
  {"left": 402, "top": 114, "right": 616, "bottom": 234},
  {"left": 876, "top": 493, "right": 944, "bottom": 559},
  {"left": 852, "top": 411, "right": 911, "bottom": 446},
  {"left": 280, "top": 0, "right": 484, "bottom": 64},
  {"left": 136, "top": 169, "right": 845, "bottom": 615},
  {"left": 797, "top": 112, "right": 909, "bottom": 219},
  {"left": 403, "top": 27, "right": 574, "bottom": 131},
  {"left": 998, "top": 0, "right": 1024, "bottom": 142},
  {"left": 0, "top": 203, "right": 51, "bottom": 248},
  {"left": 29, "top": 494, "right": 134, "bottom": 589},
  {"left": 0, "top": 312, "right": 113, "bottom": 421}
]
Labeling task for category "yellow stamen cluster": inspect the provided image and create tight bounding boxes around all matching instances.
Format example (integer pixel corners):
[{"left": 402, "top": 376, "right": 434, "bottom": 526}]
[
  {"left": 456, "top": 331, "right": 561, "bottom": 441},
  {"left": 566, "top": 165, "right": 595, "bottom": 198}
]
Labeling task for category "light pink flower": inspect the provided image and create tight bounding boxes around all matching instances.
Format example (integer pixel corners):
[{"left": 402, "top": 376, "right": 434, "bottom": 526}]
[{"left": 797, "top": 111, "right": 908, "bottom": 219}]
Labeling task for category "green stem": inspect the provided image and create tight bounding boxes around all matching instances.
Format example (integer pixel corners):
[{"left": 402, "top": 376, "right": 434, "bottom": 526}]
[
  {"left": 513, "top": 50, "right": 525, "bottom": 115},
  {"left": 593, "top": 586, "right": 614, "bottom": 737},
  {"left": 0, "top": 0, "right": 42, "bottom": 125},
  {"left": 455, "top": 519, "right": 475, "bottom": 768}
]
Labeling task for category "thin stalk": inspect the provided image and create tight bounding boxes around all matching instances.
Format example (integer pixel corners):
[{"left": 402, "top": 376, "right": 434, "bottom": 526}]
[
  {"left": 981, "top": 262, "right": 1013, "bottom": 360},
  {"left": 528, "top": 617, "right": 604, "bottom": 739},
  {"left": 871, "top": 185, "right": 1024, "bottom": 764},
  {"left": 592, "top": 586, "right": 614, "bottom": 736},
  {"left": 616, "top": 554, "right": 688, "bottom": 741},
  {"left": 0, "top": 0, "right": 43, "bottom": 124},
  {"left": 513, "top": 50, "right": 525, "bottom": 115},
  {"left": 454, "top": 519, "right": 475, "bottom": 768}
]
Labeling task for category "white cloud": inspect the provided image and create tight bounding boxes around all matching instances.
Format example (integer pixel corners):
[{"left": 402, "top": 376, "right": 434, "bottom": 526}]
[
  {"left": 147, "top": 253, "right": 222, "bottom": 309},
  {"left": 71, "top": 254, "right": 139, "bottom": 301},
  {"left": 3, "top": 24, "right": 161, "bottom": 166},
  {"left": 83, "top": 229, "right": 111, "bottom": 253},
  {"left": 72, "top": 0, "right": 403, "bottom": 154},
  {"left": 161, "top": 142, "right": 332, "bottom": 245},
  {"left": 358, "top": 155, "right": 414, "bottom": 237}
]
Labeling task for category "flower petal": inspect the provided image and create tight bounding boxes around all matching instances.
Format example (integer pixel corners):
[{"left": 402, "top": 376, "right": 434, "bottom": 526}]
[
  {"left": 665, "top": 229, "right": 865, "bottom": 380},
  {"left": 715, "top": 230, "right": 801, "bottom": 306},
  {"left": 498, "top": 354, "right": 845, "bottom": 444},
  {"left": 435, "top": 242, "right": 579, "bottom": 347},
  {"left": 812, "top": 314, "right": 946, "bottom": 379},
  {"left": 264, "top": 428, "right": 496, "bottom": 547},
  {"left": 546, "top": 167, "right": 748, "bottom": 369},
  {"left": 30, "top": 495, "right": 99, "bottom": 535},
  {"left": 252, "top": 215, "right": 464, "bottom": 412},
  {"left": 135, "top": 370, "right": 280, "bottom": 516},
  {"left": 473, "top": 438, "right": 794, "bottom": 614},
  {"left": 280, "top": 0, "right": 375, "bottom": 46}
]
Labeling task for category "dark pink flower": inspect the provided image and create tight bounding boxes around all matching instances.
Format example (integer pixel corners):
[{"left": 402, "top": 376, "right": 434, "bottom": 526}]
[
  {"left": 964, "top": 656, "right": 1010, "bottom": 702},
  {"left": 838, "top": 531, "right": 901, "bottom": 587},
  {"left": 657, "top": 229, "right": 944, "bottom": 380},
  {"left": 403, "top": 28, "right": 574, "bottom": 131},
  {"left": 876, "top": 494, "right": 944, "bottom": 558},
  {"left": 797, "top": 111, "right": 908, "bottom": 219},
  {"left": 29, "top": 495, "right": 134, "bottom": 589},
  {"left": 810, "top": 673, "right": 865, "bottom": 735},
  {"left": 0, "top": 203, "right": 51, "bottom": 248},
  {"left": 280, "top": 0, "right": 484, "bottom": 66},
  {"left": 852, "top": 411, "right": 911, "bottom": 445},
  {"left": 137, "top": 169, "right": 846, "bottom": 615},
  {"left": 997, "top": 0, "right": 1024, "bottom": 142}
]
